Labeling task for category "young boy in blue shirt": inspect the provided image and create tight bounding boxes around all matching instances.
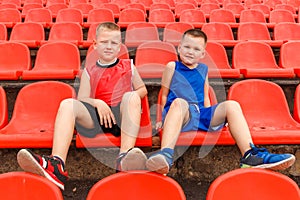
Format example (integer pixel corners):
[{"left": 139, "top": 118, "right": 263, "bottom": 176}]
[{"left": 146, "top": 29, "right": 295, "bottom": 174}]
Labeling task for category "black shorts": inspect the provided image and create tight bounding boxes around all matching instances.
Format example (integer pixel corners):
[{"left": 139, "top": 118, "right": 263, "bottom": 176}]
[{"left": 75, "top": 101, "right": 121, "bottom": 138}]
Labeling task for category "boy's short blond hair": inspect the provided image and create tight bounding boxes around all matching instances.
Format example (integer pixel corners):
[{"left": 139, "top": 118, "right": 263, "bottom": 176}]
[
  {"left": 95, "top": 22, "right": 120, "bottom": 39},
  {"left": 182, "top": 29, "right": 207, "bottom": 43}
]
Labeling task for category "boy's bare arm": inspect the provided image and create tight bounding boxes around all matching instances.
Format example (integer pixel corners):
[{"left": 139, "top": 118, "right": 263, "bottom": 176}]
[
  {"left": 204, "top": 76, "right": 211, "bottom": 107},
  {"left": 132, "top": 66, "right": 147, "bottom": 98}
]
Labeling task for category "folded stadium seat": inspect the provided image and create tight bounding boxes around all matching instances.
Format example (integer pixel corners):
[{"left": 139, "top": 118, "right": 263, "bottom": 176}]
[
  {"left": 206, "top": 168, "right": 300, "bottom": 200},
  {"left": 22, "top": 42, "right": 80, "bottom": 80},
  {"left": 55, "top": 8, "right": 83, "bottom": 26},
  {"left": 149, "top": 2, "right": 171, "bottom": 12},
  {"left": 124, "top": 3, "right": 147, "bottom": 15},
  {"left": 239, "top": 9, "right": 267, "bottom": 24},
  {"left": 24, "top": 8, "right": 53, "bottom": 28},
  {"left": 42, "top": 22, "right": 83, "bottom": 46},
  {"left": 249, "top": 4, "right": 271, "bottom": 18},
  {"left": 227, "top": 79, "right": 300, "bottom": 144},
  {"left": 232, "top": 41, "right": 295, "bottom": 78},
  {"left": 134, "top": 41, "right": 178, "bottom": 79},
  {"left": 0, "top": 8, "right": 21, "bottom": 28},
  {"left": 223, "top": 3, "right": 245, "bottom": 19},
  {"left": 268, "top": 9, "right": 296, "bottom": 28},
  {"left": 21, "top": 3, "right": 43, "bottom": 18},
  {"left": 76, "top": 96, "right": 152, "bottom": 148},
  {"left": 274, "top": 22, "right": 300, "bottom": 41},
  {"left": 179, "top": 9, "right": 206, "bottom": 28},
  {"left": 131, "top": 0, "right": 153, "bottom": 10},
  {"left": 237, "top": 22, "right": 282, "bottom": 47},
  {"left": 71, "top": 3, "right": 94, "bottom": 19},
  {"left": 174, "top": 2, "right": 196, "bottom": 19},
  {"left": 0, "top": 42, "right": 31, "bottom": 80},
  {"left": 0, "top": 81, "right": 76, "bottom": 148},
  {"left": 0, "top": 172, "right": 64, "bottom": 200},
  {"left": 153, "top": 0, "right": 176, "bottom": 10},
  {"left": 83, "top": 8, "right": 114, "bottom": 28},
  {"left": 279, "top": 41, "right": 300, "bottom": 77},
  {"left": 68, "top": 0, "right": 88, "bottom": 7},
  {"left": 9, "top": 22, "right": 45, "bottom": 48},
  {"left": 99, "top": 3, "right": 120, "bottom": 18},
  {"left": 117, "top": 8, "right": 146, "bottom": 28},
  {"left": 111, "top": 0, "right": 131, "bottom": 10},
  {"left": 163, "top": 22, "right": 194, "bottom": 46},
  {"left": 209, "top": 9, "right": 238, "bottom": 28},
  {"left": 201, "top": 22, "right": 238, "bottom": 47},
  {"left": 199, "top": 41, "right": 241, "bottom": 78},
  {"left": 156, "top": 88, "right": 235, "bottom": 146},
  {"left": 0, "top": 87, "right": 8, "bottom": 130},
  {"left": 293, "top": 84, "right": 300, "bottom": 122},
  {"left": 0, "top": 23, "right": 7, "bottom": 41},
  {"left": 46, "top": 3, "right": 68, "bottom": 19},
  {"left": 264, "top": 0, "right": 283, "bottom": 10},
  {"left": 148, "top": 9, "right": 175, "bottom": 28},
  {"left": 199, "top": 2, "right": 220, "bottom": 19},
  {"left": 0, "top": 3, "right": 18, "bottom": 10},
  {"left": 124, "top": 22, "right": 160, "bottom": 48},
  {"left": 86, "top": 171, "right": 186, "bottom": 200}
]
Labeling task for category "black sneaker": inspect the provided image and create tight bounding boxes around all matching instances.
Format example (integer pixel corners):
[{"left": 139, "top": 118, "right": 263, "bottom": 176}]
[
  {"left": 17, "top": 149, "right": 68, "bottom": 190},
  {"left": 116, "top": 148, "right": 147, "bottom": 172},
  {"left": 240, "top": 144, "right": 295, "bottom": 170}
]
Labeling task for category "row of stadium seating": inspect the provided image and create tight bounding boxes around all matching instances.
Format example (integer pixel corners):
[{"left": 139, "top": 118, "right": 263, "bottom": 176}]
[
  {"left": 1, "top": 39, "right": 300, "bottom": 80},
  {"left": 0, "top": 6, "right": 300, "bottom": 28},
  {"left": 1, "top": 79, "right": 300, "bottom": 148},
  {"left": 0, "top": 168, "right": 299, "bottom": 199},
  {"left": 1, "top": 21, "right": 300, "bottom": 47}
]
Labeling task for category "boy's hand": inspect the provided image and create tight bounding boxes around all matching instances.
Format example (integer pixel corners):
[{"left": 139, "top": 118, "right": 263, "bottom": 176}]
[
  {"left": 95, "top": 100, "right": 116, "bottom": 128},
  {"left": 156, "top": 121, "right": 162, "bottom": 130}
]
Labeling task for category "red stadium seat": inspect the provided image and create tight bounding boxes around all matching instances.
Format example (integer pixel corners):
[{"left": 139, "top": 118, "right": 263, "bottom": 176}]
[
  {"left": 239, "top": 9, "right": 267, "bottom": 23},
  {"left": 293, "top": 84, "right": 300, "bottom": 123},
  {"left": 200, "top": 41, "right": 241, "bottom": 78},
  {"left": 0, "top": 23, "right": 7, "bottom": 41},
  {"left": 163, "top": 22, "right": 194, "bottom": 46},
  {"left": 153, "top": 0, "right": 175, "bottom": 9},
  {"left": 76, "top": 96, "right": 152, "bottom": 148},
  {"left": 232, "top": 41, "right": 295, "bottom": 78},
  {"left": 10, "top": 22, "right": 45, "bottom": 48},
  {"left": 227, "top": 79, "right": 300, "bottom": 144},
  {"left": 124, "top": 3, "right": 147, "bottom": 14},
  {"left": 0, "top": 42, "right": 31, "bottom": 80},
  {"left": 86, "top": 171, "right": 186, "bottom": 200},
  {"left": 0, "top": 3, "right": 18, "bottom": 10},
  {"left": 0, "top": 8, "right": 21, "bottom": 28},
  {"left": 99, "top": 3, "right": 120, "bottom": 18},
  {"left": 269, "top": 9, "right": 295, "bottom": 27},
  {"left": 111, "top": 0, "right": 131, "bottom": 9},
  {"left": 68, "top": 0, "right": 88, "bottom": 7},
  {"left": 149, "top": 3, "right": 171, "bottom": 11},
  {"left": 71, "top": 3, "right": 94, "bottom": 19},
  {"left": 131, "top": 0, "right": 153, "bottom": 10},
  {"left": 201, "top": 22, "right": 238, "bottom": 47},
  {"left": 209, "top": 9, "right": 238, "bottom": 28},
  {"left": 21, "top": 3, "right": 43, "bottom": 18},
  {"left": 174, "top": 3, "right": 196, "bottom": 18},
  {"left": 156, "top": 87, "right": 234, "bottom": 146},
  {"left": 82, "top": 22, "right": 99, "bottom": 47},
  {"left": 223, "top": 3, "right": 245, "bottom": 18},
  {"left": 179, "top": 9, "right": 206, "bottom": 28},
  {"left": 22, "top": 42, "right": 80, "bottom": 80},
  {"left": 275, "top": 4, "right": 296, "bottom": 14},
  {"left": 237, "top": 22, "right": 282, "bottom": 47},
  {"left": 134, "top": 41, "right": 178, "bottom": 78},
  {"left": 117, "top": 8, "right": 146, "bottom": 28},
  {"left": 24, "top": 8, "right": 53, "bottom": 28},
  {"left": 46, "top": 3, "right": 68, "bottom": 18},
  {"left": 206, "top": 168, "right": 300, "bottom": 200},
  {"left": 273, "top": 22, "right": 300, "bottom": 41},
  {"left": 0, "top": 172, "right": 64, "bottom": 200},
  {"left": 0, "top": 81, "right": 76, "bottom": 148},
  {"left": 125, "top": 22, "right": 160, "bottom": 47},
  {"left": 264, "top": 0, "right": 283, "bottom": 10},
  {"left": 83, "top": 8, "right": 114, "bottom": 28},
  {"left": 244, "top": 0, "right": 262, "bottom": 8},
  {"left": 148, "top": 9, "right": 175, "bottom": 28},
  {"left": 250, "top": 4, "right": 270, "bottom": 18},
  {"left": 0, "top": 87, "right": 8, "bottom": 130},
  {"left": 199, "top": 3, "right": 220, "bottom": 18},
  {"left": 46, "top": 0, "right": 66, "bottom": 6},
  {"left": 55, "top": 8, "right": 83, "bottom": 25},
  {"left": 279, "top": 41, "right": 300, "bottom": 77}
]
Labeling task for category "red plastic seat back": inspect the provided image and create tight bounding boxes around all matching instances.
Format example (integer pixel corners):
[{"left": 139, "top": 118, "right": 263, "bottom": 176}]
[
  {"left": 227, "top": 79, "right": 297, "bottom": 129},
  {"left": 163, "top": 22, "right": 194, "bottom": 45},
  {"left": 239, "top": 9, "right": 266, "bottom": 23},
  {"left": 48, "top": 22, "right": 83, "bottom": 42},
  {"left": 0, "top": 172, "right": 64, "bottom": 200},
  {"left": 206, "top": 168, "right": 300, "bottom": 200},
  {"left": 269, "top": 9, "right": 295, "bottom": 23},
  {"left": 0, "top": 86, "right": 8, "bottom": 129},
  {"left": 209, "top": 9, "right": 236, "bottom": 23},
  {"left": 87, "top": 171, "right": 186, "bottom": 200},
  {"left": 10, "top": 22, "right": 45, "bottom": 41},
  {"left": 273, "top": 22, "right": 300, "bottom": 41},
  {"left": 202, "top": 22, "right": 234, "bottom": 40},
  {"left": 56, "top": 8, "right": 83, "bottom": 24},
  {"left": 238, "top": 22, "right": 271, "bottom": 40},
  {"left": 280, "top": 41, "right": 300, "bottom": 69},
  {"left": 293, "top": 84, "right": 300, "bottom": 122},
  {"left": 203, "top": 41, "right": 231, "bottom": 69}
]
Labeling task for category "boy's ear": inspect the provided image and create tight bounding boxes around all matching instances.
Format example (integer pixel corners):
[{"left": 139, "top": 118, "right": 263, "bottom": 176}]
[{"left": 93, "top": 39, "right": 97, "bottom": 49}]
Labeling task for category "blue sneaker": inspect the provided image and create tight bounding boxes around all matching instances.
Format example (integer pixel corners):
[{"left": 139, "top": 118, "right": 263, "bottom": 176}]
[
  {"left": 240, "top": 144, "right": 295, "bottom": 170},
  {"left": 146, "top": 148, "right": 174, "bottom": 175}
]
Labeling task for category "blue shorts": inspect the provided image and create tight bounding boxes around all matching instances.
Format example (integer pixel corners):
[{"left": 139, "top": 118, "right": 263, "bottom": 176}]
[{"left": 182, "top": 103, "right": 224, "bottom": 132}]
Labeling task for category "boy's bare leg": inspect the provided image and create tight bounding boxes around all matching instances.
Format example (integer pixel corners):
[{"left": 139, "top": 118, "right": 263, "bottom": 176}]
[
  {"left": 211, "top": 100, "right": 253, "bottom": 155},
  {"left": 52, "top": 99, "right": 95, "bottom": 162}
]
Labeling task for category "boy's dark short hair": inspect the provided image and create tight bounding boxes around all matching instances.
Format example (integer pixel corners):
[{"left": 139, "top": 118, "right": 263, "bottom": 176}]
[{"left": 182, "top": 29, "right": 207, "bottom": 43}]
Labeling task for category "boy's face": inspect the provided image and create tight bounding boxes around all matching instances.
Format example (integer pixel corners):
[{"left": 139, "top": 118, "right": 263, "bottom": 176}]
[
  {"left": 178, "top": 34, "right": 206, "bottom": 67},
  {"left": 94, "top": 29, "right": 121, "bottom": 63}
]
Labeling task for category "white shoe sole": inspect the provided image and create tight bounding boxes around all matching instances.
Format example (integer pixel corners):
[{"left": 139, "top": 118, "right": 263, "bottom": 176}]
[
  {"left": 121, "top": 148, "right": 147, "bottom": 171},
  {"left": 146, "top": 154, "right": 170, "bottom": 175},
  {"left": 253, "top": 155, "right": 296, "bottom": 171},
  {"left": 17, "top": 149, "right": 64, "bottom": 190}
]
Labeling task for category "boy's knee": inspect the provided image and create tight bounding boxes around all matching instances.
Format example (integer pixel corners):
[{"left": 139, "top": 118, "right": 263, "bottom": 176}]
[
  {"left": 226, "top": 100, "right": 242, "bottom": 111},
  {"left": 59, "top": 98, "right": 75, "bottom": 111},
  {"left": 121, "top": 92, "right": 141, "bottom": 106},
  {"left": 170, "top": 98, "right": 189, "bottom": 111}
]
